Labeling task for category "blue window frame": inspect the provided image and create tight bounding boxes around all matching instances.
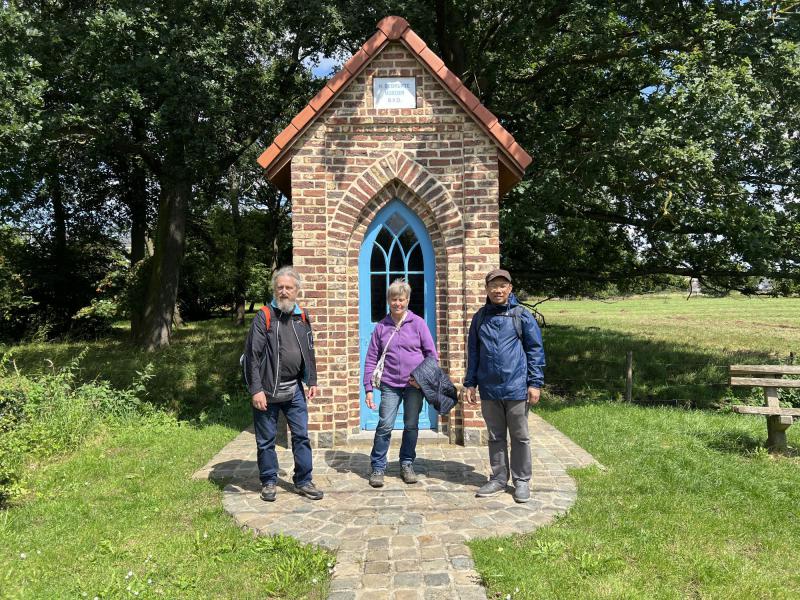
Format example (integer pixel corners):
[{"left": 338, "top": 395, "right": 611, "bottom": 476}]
[{"left": 358, "top": 199, "right": 437, "bottom": 430}]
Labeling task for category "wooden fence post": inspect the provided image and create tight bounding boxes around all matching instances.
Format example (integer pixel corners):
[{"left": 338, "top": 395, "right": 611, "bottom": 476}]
[{"left": 625, "top": 351, "right": 633, "bottom": 402}]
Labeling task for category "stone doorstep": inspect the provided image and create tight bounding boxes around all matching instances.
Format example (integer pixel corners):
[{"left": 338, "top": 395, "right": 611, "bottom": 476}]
[{"left": 347, "top": 430, "right": 451, "bottom": 448}]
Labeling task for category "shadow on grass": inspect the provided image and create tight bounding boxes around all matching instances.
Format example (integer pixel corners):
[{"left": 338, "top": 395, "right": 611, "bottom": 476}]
[
  {"left": 697, "top": 429, "right": 765, "bottom": 455},
  {"left": 542, "top": 324, "right": 781, "bottom": 409}
]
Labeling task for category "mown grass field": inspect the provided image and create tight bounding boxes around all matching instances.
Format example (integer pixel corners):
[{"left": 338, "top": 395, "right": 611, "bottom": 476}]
[
  {"left": 2, "top": 294, "right": 799, "bottom": 599},
  {"left": 470, "top": 294, "right": 800, "bottom": 599}
]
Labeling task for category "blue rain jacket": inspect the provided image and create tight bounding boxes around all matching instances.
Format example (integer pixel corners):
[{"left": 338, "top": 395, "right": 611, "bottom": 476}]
[{"left": 464, "top": 293, "right": 545, "bottom": 401}]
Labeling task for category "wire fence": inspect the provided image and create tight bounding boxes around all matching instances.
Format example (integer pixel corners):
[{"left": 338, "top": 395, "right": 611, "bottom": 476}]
[{"left": 544, "top": 350, "right": 798, "bottom": 407}]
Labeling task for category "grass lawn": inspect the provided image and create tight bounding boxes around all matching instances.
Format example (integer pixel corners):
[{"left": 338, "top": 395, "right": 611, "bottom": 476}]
[
  {"left": 0, "top": 317, "right": 333, "bottom": 599},
  {"left": 538, "top": 293, "right": 800, "bottom": 406},
  {"left": 470, "top": 294, "right": 800, "bottom": 599}
]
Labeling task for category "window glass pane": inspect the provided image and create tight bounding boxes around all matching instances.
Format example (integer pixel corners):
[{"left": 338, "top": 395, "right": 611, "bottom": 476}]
[
  {"left": 376, "top": 227, "right": 392, "bottom": 253},
  {"left": 407, "top": 274, "right": 425, "bottom": 317},
  {"left": 399, "top": 227, "right": 417, "bottom": 253},
  {"left": 371, "top": 274, "right": 387, "bottom": 322},
  {"left": 407, "top": 243, "right": 423, "bottom": 271},
  {"left": 385, "top": 213, "right": 407, "bottom": 235},
  {"left": 389, "top": 241, "right": 405, "bottom": 272},
  {"left": 371, "top": 244, "right": 386, "bottom": 272}
]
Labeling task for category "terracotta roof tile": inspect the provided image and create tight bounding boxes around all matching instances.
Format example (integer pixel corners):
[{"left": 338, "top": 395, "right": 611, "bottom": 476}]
[
  {"left": 401, "top": 28, "right": 427, "bottom": 54},
  {"left": 257, "top": 143, "right": 281, "bottom": 169},
  {"left": 362, "top": 30, "right": 388, "bottom": 56},
  {"left": 418, "top": 47, "right": 444, "bottom": 73},
  {"left": 274, "top": 123, "right": 299, "bottom": 149},
  {"left": 325, "top": 68, "right": 350, "bottom": 94},
  {"left": 508, "top": 141, "right": 533, "bottom": 170},
  {"left": 473, "top": 103, "right": 498, "bottom": 129},
  {"left": 435, "top": 65, "right": 462, "bottom": 93},
  {"left": 454, "top": 84, "right": 480, "bottom": 111},
  {"left": 377, "top": 16, "right": 409, "bottom": 40},
  {"left": 308, "top": 85, "right": 334, "bottom": 112},
  {"left": 344, "top": 48, "right": 370, "bottom": 75},
  {"left": 258, "top": 16, "right": 531, "bottom": 194},
  {"left": 290, "top": 105, "right": 317, "bottom": 132}
]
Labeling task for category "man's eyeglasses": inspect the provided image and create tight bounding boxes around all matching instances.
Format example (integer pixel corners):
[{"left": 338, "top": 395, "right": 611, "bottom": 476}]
[{"left": 487, "top": 282, "right": 510, "bottom": 290}]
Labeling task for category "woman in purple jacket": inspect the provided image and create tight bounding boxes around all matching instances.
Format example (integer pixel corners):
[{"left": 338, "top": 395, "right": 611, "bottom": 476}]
[{"left": 363, "top": 279, "right": 438, "bottom": 487}]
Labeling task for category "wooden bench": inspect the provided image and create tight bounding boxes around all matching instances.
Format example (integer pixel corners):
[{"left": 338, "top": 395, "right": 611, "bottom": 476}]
[{"left": 729, "top": 365, "right": 800, "bottom": 451}]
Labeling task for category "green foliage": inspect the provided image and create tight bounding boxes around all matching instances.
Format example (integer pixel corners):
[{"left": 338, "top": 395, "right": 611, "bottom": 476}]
[
  {"left": 0, "top": 350, "right": 154, "bottom": 506},
  {"left": 0, "top": 227, "right": 36, "bottom": 341}
]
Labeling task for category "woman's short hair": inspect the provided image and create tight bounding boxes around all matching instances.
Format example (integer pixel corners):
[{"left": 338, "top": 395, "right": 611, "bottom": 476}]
[
  {"left": 387, "top": 278, "right": 411, "bottom": 300},
  {"left": 272, "top": 266, "right": 302, "bottom": 292}
]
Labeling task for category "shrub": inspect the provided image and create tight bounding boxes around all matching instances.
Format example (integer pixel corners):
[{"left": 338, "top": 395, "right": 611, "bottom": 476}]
[{"left": 0, "top": 351, "right": 154, "bottom": 506}]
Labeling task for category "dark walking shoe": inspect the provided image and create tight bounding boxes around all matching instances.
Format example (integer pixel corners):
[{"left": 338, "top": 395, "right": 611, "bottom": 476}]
[
  {"left": 475, "top": 480, "right": 506, "bottom": 498},
  {"left": 513, "top": 481, "right": 531, "bottom": 503},
  {"left": 400, "top": 464, "right": 418, "bottom": 484},
  {"left": 260, "top": 482, "right": 277, "bottom": 502},
  {"left": 369, "top": 470, "right": 385, "bottom": 488},
  {"left": 294, "top": 482, "right": 323, "bottom": 500}
]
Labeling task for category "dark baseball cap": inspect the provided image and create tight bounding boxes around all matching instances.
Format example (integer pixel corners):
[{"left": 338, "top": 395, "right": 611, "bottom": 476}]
[{"left": 485, "top": 269, "right": 512, "bottom": 284}]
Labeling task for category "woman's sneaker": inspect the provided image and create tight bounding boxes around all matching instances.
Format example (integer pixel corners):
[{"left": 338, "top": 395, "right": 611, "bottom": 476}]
[
  {"left": 401, "top": 464, "right": 418, "bottom": 484},
  {"left": 260, "top": 482, "right": 277, "bottom": 502},
  {"left": 369, "top": 470, "right": 385, "bottom": 487}
]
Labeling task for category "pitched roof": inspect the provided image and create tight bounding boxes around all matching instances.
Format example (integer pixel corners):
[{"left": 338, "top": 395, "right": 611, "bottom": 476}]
[{"left": 258, "top": 16, "right": 532, "bottom": 197}]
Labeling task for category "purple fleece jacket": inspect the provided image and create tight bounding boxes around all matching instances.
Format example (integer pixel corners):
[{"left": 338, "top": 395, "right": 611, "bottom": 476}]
[{"left": 363, "top": 310, "right": 438, "bottom": 392}]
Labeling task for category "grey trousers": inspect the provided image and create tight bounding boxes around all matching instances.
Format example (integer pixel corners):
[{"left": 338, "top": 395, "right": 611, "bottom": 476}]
[{"left": 481, "top": 399, "right": 531, "bottom": 485}]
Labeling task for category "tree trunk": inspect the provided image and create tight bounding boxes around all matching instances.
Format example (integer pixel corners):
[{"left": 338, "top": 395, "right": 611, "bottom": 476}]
[
  {"left": 230, "top": 166, "right": 246, "bottom": 326},
  {"left": 128, "top": 161, "right": 148, "bottom": 266},
  {"left": 137, "top": 173, "right": 190, "bottom": 351}
]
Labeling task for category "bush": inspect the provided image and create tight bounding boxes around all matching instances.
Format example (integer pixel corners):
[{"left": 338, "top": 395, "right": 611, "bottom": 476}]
[{"left": 0, "top": 351, "right": 154, "bottom": 506}]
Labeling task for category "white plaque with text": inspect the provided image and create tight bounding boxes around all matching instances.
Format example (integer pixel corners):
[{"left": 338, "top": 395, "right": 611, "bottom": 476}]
[{"left": 373, "top": 77, "right": 417, "bottom": 108}]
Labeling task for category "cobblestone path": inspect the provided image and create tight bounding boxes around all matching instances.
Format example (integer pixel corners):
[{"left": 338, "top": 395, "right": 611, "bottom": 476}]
[{"left": 193, "top": 413, "right": 599, "bottom": 599}]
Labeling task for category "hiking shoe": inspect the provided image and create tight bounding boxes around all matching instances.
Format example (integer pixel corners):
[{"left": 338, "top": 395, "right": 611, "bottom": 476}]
[
  {"left": 369, "top": 470, "right": 385, "bottom": 488},
  {"left": 401, "top": 464, "right": 418, "bottom": 484},
  {"left": 513, "top": 481, "right": 531, "bottom": 503},
  {"left": 260, "top": 482, "right": 277, "bottom": 502},
  {"left": 294, "top": 482, "right": 323, "bottom": 500},
  {"left": 475, "top": 480, "right": 506, "bottom": 498}
]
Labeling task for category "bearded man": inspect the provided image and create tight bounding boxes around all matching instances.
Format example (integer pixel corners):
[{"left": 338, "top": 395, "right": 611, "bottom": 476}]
[{"left": 242, "top": 266, "right": 322, "bottom": 501}]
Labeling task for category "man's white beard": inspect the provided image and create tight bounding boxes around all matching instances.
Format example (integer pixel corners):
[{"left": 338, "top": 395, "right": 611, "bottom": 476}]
[{"left": 276, "top": 298, "right": 295, "bottom": 313}]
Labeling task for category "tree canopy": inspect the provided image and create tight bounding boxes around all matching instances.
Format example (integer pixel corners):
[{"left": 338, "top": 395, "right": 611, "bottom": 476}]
[{"left": 1, "top": 0, "right": 798, "bottom": 345}]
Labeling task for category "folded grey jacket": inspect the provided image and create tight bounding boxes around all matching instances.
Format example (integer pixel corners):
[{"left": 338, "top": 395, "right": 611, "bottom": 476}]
[{"left": 411, "top": 357, "right": 458, "bottom": 415}]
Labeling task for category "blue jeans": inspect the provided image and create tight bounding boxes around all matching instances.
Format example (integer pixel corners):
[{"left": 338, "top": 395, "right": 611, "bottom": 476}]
[
  {"left": 369, "top": 384, "right": 423, "bottom": 471},
  {"left": 252, "top": 384, "right": 313, "bottom": 486}
]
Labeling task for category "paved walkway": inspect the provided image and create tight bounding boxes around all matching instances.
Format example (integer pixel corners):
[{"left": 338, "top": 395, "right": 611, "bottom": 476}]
[{"left": 193, "top": 414, "right": 599, "bottom": 599}]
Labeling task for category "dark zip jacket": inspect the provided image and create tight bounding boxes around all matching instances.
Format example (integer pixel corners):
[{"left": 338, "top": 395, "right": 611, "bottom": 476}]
[
  {"left": 242, "top": 301, "right": 318, "bottom": 397},
  {"left": 411, "top": 357, "right": 458, "bottom": 415},
  {"left": 464, "top": 293, "right": 545, "bottom": 400}
]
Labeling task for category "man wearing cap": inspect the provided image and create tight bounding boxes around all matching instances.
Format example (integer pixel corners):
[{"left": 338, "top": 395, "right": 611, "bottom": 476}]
[{"left": 464, "top": 268, "right": 545, "bottom": 503}]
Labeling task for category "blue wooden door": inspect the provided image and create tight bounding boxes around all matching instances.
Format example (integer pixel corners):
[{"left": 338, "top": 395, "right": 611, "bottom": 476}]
[{"left": 359, "top": 199, "right": 437, "bottom": 430}]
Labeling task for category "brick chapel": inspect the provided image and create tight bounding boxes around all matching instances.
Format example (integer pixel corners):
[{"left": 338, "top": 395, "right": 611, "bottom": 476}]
[{"left": 257, "top": 16, "right": 532, "bottom": 447}]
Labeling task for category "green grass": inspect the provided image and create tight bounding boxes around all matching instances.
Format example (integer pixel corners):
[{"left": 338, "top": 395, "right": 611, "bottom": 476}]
[
  {"left": 0, "top": 418, "right": 332, "bottom": 599},
  {"left": 469, "top": 294, "right": 800, "bottom": 599},
  {"left": 538, "top": 294, "right": 800, "bottom": 406},
  {"left": 0, "top": 315, "right": 332, "bottom": 599},
  {"left": 2, "top": 318, "right": 249, "bottom": 418},
  {"left": 471, "top": 404, "right": 800, "bottom": 599}
]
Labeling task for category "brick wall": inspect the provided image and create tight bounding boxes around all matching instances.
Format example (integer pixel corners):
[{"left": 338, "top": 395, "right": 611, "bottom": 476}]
[{"left": 289, "top": 42, "right": 499, "bottom": 447}]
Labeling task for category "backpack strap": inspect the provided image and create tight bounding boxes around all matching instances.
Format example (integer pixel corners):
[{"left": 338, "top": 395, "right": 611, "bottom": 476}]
[
  {"left": 260, "top": 305, "right": 271, "bottom": 330},
  {"left": 300, "top": 308, "right": 310, "bottom": 325},
  {"left": 510, "top": 306, "right": 524, "bottom": 342}
]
